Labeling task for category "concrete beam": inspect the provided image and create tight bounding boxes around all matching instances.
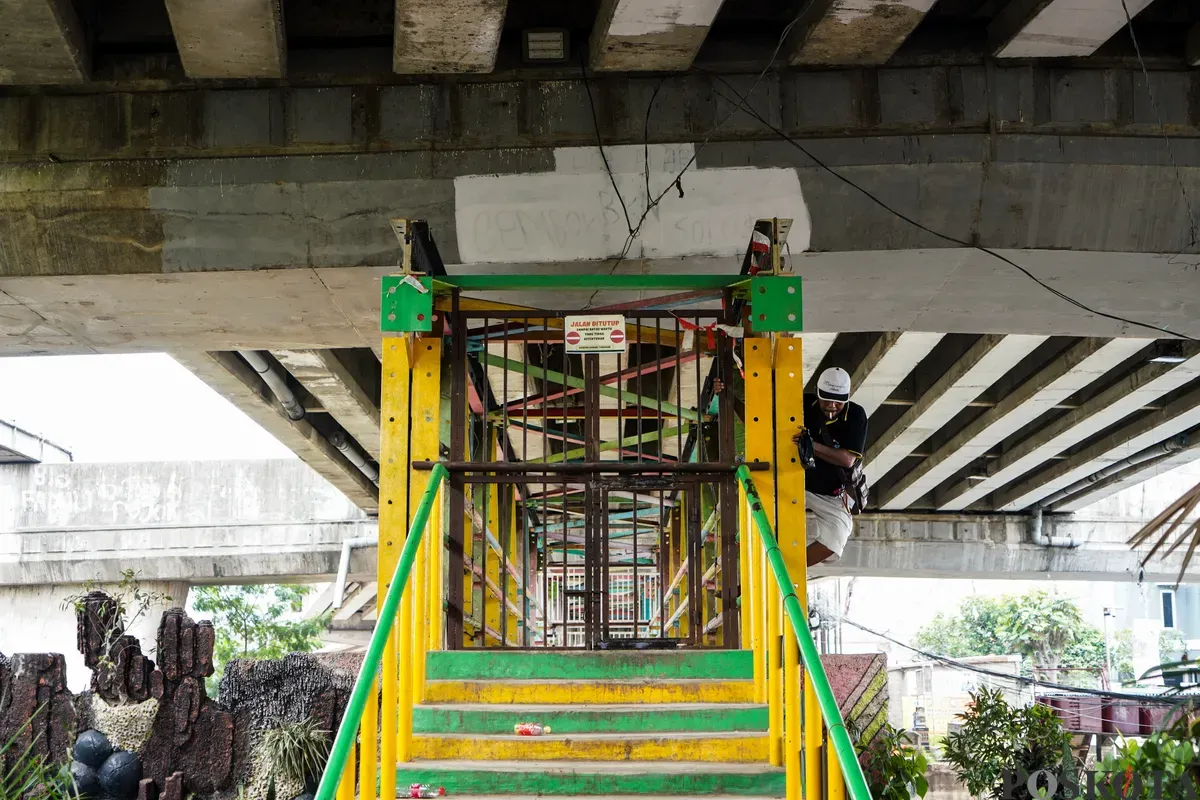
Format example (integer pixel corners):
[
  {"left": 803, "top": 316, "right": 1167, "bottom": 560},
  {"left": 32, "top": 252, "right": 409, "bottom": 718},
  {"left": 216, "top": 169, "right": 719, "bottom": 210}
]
[
  {"left": 1050, "top": 437, "right": 1200, "bottom": 512},
  {"left": 994, "top": 382, "right": 1200, "bottom": 511},
  {"left": 880, "top": 338, "right": 1152, "bottom": 510},
  {"left": 1188, "top": 24, "right": 1200, "bottom": 68},
  {"left": 990, "top": 0, "right": 1155, "bottom": 59},
  {"left": 172, "top": 351, "right": 380, "bottom": 512},
  {"left": 0, "top": 520, "right": 376, "bottom": 586},
  {"left": 851, "top": 332, "right": 943, "bottom": 419},
  {"left": 590, "top": 0, "right": 725, "bottom": 72},
  {"left": 865, "top": 334, "right": 1048, "bottom": 482},
  {"left": 162, "top": 0, "right": 285, "bottom": 79},
  {"left": 393, "top": 0, "right": 508, "bottom": 74},
  {"left": 273, "top": 349, "right": 381, "bottom": 458},
  {"left": 939, "top": 350, "right": 1200, "bottom": 511},
  {"left": 789, "top": 0, "right": 937, "bottom": 66},
  {"left": 831, "top": 514, "right": 1193, "bottom": 582},
  {"left": 0, "top": 0, "right": 88, "bottom": 84},
  {"left": 803, "top": 333, "right": 840, "bottom": 389}
]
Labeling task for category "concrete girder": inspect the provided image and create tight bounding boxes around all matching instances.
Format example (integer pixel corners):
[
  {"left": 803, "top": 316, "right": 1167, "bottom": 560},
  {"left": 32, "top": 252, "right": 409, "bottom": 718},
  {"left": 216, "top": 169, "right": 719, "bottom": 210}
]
[
  {"left": 864, "top": 334, "right": 1048, "bottom": 483},
  {"left": 0, "top": 0, "right": 88, "bottom": 84},
  {"left": 392, "top": 0, "right": 508, "bottom": 74},
  {"left": 879, "top": 338, "right": 1152, "bottom": 510},
  {"left": 802, "top": 333, "right": 840, "bottom": 390},
  {"left": 590, "top": 0, "right": 725, "bottom": 72},
  {"left": 1050, "top": 436, "right": 1200, "bottom": 512},
  {"left": 990, "top": 0, "right": 1155, "bottom": 59},
  {"left": 162, "top": 0, "right": 285, "bottom": 79},
  {"left": 273, "top": 349, "right": 382, "bottom": 458},
  {"left": 1189, "top": 25, "right": 1200, "bottom": 67},
  {"left": 333, "top": 581, "right": 378, "bottom": 621},
  {"left": 850, "top": 332, "right": 944, "bottom": 420},
  {"left": 172, "top": 350, "right": 380, "bottom": 512},
  {"left": 993, "top": 382, "right": 1200, "bottom": 511},
  {"left": 938, "top": 350, "right": 1200, "bottom": 511},
  {"left": 789, "top": 0, "right": 937, "bottom": 66}
]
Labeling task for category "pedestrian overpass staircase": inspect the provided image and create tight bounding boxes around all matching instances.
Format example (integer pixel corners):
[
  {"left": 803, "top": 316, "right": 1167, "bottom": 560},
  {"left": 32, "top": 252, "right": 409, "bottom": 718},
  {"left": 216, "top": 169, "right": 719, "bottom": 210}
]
[{"left": 399, "top": 650, "right": 782, "bottom": 797}]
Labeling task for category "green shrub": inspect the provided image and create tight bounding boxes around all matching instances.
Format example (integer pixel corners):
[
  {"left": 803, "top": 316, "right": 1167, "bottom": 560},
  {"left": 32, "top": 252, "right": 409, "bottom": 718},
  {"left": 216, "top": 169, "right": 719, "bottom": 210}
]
[{"left": 859, "top": 724, "right": 929, "bottom": 800}]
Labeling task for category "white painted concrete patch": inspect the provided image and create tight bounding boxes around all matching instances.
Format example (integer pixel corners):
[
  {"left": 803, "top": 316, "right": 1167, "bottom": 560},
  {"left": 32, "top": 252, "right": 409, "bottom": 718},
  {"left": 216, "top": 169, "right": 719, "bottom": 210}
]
[
  {"left": 826, "top": 0, "right": 938, "bottom": 25},
  {"left": 999, "top": 0, "right": 1157, "bottom": 59},
  {"left": 608, "top": 0, "right": 727, "bottom": 37},
  {"left": 454, "top": 143, "right": 810, "bottom": 264}
]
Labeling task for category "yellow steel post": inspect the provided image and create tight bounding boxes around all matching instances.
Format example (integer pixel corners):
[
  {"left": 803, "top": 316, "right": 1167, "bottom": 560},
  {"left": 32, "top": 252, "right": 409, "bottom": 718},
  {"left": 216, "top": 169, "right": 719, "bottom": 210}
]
[
  {"left": 828, "top": 731, "right": 846, "bottom": 800},
  {"left": 359, "top": 677, "right": 378, "bottom": 800},
  {"left": 744, "top": 338, "right": 779, "bottom": 766},
  {"left": 428, "top": 486, "right": 444, "bottom": 651},
  {"left": 739, "top": 492, "right": 751, "bottom": 653},
  {"left": 336, "top": 738, "right": 356, "bottom": 800},
  {"left": 379, "top": 336, "right": 413, "bottom": 799},
  {"left": 484, "top": 425, "right": 503, "bottom": 642},
  {"left": 774, "top": 337, "right": 806, "bottom": 800},
  {"left": 750, "top": 496, "right": 765, "bottom": 704},
  {"left": 806, "top": 678, "right": 823, "bottom": 800},
  {"left": 412, "top": 339, "right": 441, "bottom": 697},
  {"left": 404, "top": 337, "right": 442, "bottom": 749}
]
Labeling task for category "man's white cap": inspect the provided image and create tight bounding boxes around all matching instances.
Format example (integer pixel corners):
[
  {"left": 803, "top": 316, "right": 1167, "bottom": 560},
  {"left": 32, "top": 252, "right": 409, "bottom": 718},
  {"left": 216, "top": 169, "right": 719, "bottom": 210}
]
[{"left": 817, "top": 367, "right": 851, "bottom": 403}]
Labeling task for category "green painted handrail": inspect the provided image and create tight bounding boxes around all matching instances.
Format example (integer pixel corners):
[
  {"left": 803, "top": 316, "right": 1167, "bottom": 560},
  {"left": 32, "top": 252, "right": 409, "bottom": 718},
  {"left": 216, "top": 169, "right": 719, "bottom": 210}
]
[
  {"left": 735, "top": 465, "right": 872, "bottom": 800},
  {"left": 313, "top": 463, "right": 448, "bottom": 800}
]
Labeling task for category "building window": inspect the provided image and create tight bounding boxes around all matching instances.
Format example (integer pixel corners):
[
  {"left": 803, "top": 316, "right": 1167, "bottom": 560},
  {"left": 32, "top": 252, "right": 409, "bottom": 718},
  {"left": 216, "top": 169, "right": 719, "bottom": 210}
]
[{"left": 1161, "top": 588, "right": 1176, "bottom": 629}]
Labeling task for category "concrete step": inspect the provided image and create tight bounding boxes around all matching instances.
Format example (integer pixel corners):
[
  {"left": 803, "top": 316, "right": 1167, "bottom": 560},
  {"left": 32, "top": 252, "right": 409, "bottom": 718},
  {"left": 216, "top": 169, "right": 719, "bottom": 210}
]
[
  {"left": 395, "top": 760, "right": 786, "bottom": 796},
  {"left": 426, "top": 650, "right": 754, "bottom": 681},
  {"left": 413, "top": 702, "right": 769, "bottom": 735},
  {"left": 423, "top": 679, "right": 755, "bottom": 705},
  {"left": 412, "top": 730, "right": 769, "bottom": 762}
]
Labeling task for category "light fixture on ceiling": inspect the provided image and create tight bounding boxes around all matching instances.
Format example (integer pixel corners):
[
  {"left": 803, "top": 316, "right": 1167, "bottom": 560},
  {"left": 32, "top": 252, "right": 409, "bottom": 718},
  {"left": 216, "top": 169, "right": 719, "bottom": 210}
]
[
  {"left": 1150, "top": 341, "right": 1187, "bottom": 364},
  {"left": 523, "top": 29, "right": 569, "bottom": 63}
]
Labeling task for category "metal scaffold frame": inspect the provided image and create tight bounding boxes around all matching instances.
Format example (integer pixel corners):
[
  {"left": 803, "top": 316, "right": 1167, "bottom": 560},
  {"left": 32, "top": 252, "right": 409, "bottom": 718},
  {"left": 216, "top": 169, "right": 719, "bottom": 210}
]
[{"left": 314, "top": 218, "right": 870, "bottom": 800}]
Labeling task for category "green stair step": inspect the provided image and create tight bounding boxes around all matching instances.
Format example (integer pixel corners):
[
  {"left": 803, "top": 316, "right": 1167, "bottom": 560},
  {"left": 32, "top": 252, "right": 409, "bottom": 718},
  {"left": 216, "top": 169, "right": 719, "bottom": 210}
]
[
  {"left": 426, "top": 650, "right": 754, "bottom": 681},
  {"left": 414, "top": 703, "right": 768, "bottom": 735},
  {"left": 396, "top": 761, "right": 785, "bottom": 797}
]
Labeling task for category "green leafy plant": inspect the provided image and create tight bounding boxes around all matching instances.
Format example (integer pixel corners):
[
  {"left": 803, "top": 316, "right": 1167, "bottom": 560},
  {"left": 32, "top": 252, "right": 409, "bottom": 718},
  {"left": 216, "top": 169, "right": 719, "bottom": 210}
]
[
  {"left": 942, "top": 687, "right": 1071, "bottom": 800},
  {"left": 858, "top": 724, "right": 929, "bottom": 800},
  {"left": 192, "top": 585, "right": 329, "bottom": 695},
  {"left": 259, "top": 718, "right": 330, "bottom": 787},
  {"left": 1094, "top": 712, "right": 1200, "bottom": 800},
  {"left": 0, "top": 715, "right": 78, "bottom": 800}
]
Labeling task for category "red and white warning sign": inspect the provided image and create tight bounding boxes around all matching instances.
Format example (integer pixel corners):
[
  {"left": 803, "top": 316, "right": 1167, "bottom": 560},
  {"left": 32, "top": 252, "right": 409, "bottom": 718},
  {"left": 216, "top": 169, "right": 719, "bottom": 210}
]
[{"left": 563, "top": 315, "right": 627, "bottom": 353}]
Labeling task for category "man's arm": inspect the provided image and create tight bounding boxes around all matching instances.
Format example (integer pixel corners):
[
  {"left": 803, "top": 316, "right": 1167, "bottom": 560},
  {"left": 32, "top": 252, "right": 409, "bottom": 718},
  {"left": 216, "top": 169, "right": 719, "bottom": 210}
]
[{"left": 813, "top": 441, "right": 856, "bottom": 468}]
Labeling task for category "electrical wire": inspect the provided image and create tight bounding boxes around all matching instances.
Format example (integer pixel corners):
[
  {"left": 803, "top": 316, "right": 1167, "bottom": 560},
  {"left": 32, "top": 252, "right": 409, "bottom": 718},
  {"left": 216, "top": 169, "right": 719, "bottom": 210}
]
[
  {"left": 577, "top": 8, "right": 807, "bottom": 298},
  {"left": 694, "top": 67, "right": 1199, "bottom": 342},
  {"left": 1117, "top": 0, "right": 1200, "bottom": 267},
  {"left": 837, "top": 614, "right": 1194, "bottom": 702}
]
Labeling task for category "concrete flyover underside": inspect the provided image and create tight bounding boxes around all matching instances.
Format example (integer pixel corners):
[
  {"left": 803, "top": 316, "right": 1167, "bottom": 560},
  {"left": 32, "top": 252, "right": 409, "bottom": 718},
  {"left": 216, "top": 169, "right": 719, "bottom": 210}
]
[{"left": 2, "top": 64, "right": 1200, "bottom": 353}]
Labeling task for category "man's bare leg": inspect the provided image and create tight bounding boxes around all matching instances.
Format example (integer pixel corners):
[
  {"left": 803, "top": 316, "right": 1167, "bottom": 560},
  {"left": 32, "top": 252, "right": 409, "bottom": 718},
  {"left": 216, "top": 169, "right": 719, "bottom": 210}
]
[{"left": 807, "top": 541, "right": 835, "bottom": 567}]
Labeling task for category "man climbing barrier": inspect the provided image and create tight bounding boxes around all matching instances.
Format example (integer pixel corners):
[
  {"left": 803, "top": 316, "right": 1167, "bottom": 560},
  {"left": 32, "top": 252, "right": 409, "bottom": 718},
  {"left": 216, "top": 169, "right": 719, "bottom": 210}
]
[
  {"left": 715, "top": 364, "right": 868, "bottom": 567},
  {"left": 792, "top": 367, "right": 868, "bottom": 566}
]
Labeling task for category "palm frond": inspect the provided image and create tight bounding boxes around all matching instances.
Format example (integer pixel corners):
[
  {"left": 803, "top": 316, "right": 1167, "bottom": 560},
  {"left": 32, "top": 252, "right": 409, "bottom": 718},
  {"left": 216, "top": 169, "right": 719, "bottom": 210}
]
[{"left": 1129, "top": 479, "right": 1200, "bottom": 588}]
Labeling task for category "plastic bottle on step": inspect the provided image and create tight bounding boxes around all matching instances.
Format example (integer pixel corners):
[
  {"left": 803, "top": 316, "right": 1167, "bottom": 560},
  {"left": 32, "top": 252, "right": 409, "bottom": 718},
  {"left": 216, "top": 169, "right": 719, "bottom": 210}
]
[
  {"left": 513, "top": 722, "right": 552, "bottom": 736},
  {"left": 409, "top": 784, "right": 445, "bottom": 798}
]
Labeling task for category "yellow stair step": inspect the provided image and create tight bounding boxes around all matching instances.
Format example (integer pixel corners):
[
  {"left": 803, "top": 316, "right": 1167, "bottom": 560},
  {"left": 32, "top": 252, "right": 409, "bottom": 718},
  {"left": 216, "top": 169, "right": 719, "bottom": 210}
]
[
  {"left": 413, "top": 731, "right": 768, "bottom": 762},
  {"left": 423, "top": 679, "right": 755, "bottom": 705}
]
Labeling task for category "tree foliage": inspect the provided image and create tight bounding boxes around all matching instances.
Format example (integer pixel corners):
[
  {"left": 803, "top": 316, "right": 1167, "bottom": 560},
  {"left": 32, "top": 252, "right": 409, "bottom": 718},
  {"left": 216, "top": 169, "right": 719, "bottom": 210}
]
[
  {"left": 192, "top": 585, "right": 329, "bottom": 695},
  {"left": 913, "top": 590, "right": 1112, "bottom": 686}
]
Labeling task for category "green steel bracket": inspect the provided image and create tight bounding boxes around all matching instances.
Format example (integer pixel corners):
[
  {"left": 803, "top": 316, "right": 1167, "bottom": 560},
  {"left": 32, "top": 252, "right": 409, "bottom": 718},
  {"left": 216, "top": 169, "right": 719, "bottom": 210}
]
[
  {"left": 381, "top": 275, "right": 434, "bottom": 333},
  {"left": 749, "top": 275, "right": 803, "bottom": 332}
]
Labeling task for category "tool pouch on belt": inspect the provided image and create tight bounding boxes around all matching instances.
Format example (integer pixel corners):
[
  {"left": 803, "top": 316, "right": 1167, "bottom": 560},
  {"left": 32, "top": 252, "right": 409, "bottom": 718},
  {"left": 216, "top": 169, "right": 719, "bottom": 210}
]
[{"left": 840, "top": 460, "right": 869, "bottom": 516}]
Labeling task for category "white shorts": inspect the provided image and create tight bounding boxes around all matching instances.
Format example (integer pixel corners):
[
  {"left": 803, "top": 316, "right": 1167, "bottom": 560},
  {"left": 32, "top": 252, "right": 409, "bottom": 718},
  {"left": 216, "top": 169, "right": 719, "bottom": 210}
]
[{"left": 806, "top": 491, "right": 853, "bottom": 562}]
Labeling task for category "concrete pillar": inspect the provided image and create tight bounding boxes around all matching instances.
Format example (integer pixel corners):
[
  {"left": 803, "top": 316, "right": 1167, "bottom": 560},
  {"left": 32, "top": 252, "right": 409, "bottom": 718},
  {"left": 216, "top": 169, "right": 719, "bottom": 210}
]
[
  {"left": 590, "top": 0, "right": 725, "bottom": 72},
  {"left": 0, "top": 0, "right": 88, "bottom": 84},
  {"left": 0, "top": 582, "right": 189, "bottom": 693},
  {"left": 789, "top": 0, "right": 937, "bottom": 66},
  {"left": 990, "top": 0, "right": 1155, "bottom": 59},
  {"left": 163, "top": 0, "right": 285, "bottom": 79},
  {"left": 393, "top": 0, "right": 508, "bottom": 74}
]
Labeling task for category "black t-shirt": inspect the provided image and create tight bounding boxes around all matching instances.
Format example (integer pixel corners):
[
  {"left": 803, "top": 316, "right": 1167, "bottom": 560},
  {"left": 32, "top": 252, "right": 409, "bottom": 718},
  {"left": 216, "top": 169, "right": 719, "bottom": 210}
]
[{"left": 802, "top": 394, "right": 868, "bottom": 497}]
